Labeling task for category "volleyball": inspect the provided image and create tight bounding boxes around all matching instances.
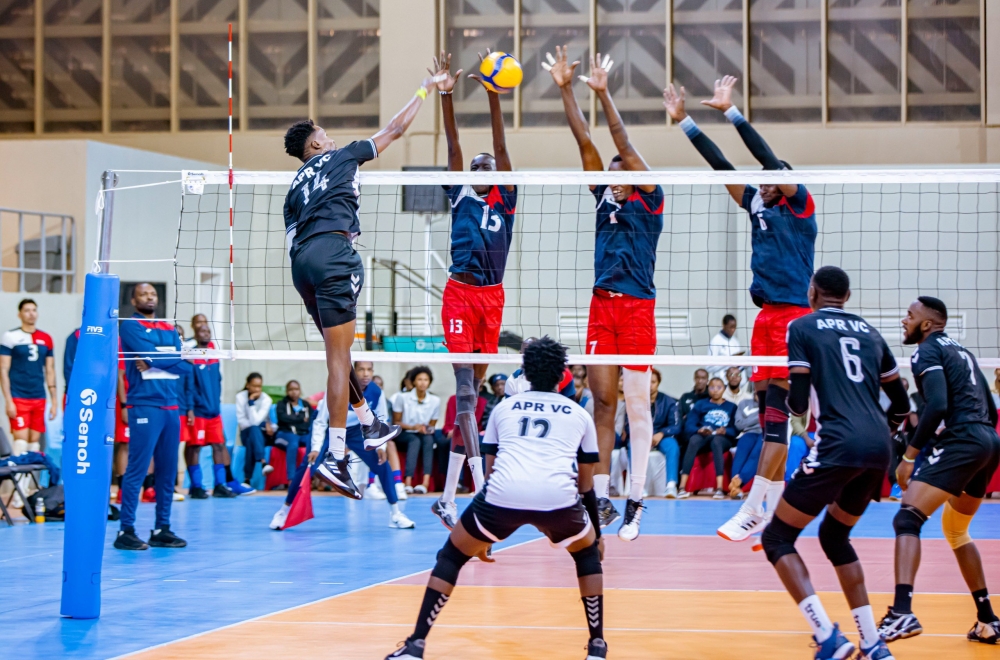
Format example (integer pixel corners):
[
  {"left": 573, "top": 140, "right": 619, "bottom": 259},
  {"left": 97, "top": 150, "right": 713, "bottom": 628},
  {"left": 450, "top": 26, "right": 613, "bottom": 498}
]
[{"left": 478, "top": 51, "right": 523, "bottom": 93}]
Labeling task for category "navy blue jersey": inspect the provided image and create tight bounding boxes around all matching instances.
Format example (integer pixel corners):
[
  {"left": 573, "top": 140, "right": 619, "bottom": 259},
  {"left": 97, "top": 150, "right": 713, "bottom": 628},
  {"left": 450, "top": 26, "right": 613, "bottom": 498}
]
[
  {"left": 683, "top": 398, "right": 737, "bottom": 439},
  {"left": 64, "top": 328, "right": 79, "bottom": 393},
  {"left": 911, "top": 332, "right": 992, "bottom": 430},
  {"left": 592, "top": 185, "right": 664, "bottom": 299},
  {"left": 0, "top": 328, "right": 54, "bottom": 399},
  {"left": 282, "top": 140, "right": 378, "bottom": 251},
  {"left": 787, "top": 308, "right": 898, "bottom": 470},
  {"left": 189, "top": 353, "right": 222, "bottom": 419},
  {"left": 741, "top": 184, "right": 817, "bottom": 307},
  {"left": 119, "top": 315, "right": 191, "bottom": 408},
  {"left": 445, "top": 185, "right": 517, "bottom": 286}
]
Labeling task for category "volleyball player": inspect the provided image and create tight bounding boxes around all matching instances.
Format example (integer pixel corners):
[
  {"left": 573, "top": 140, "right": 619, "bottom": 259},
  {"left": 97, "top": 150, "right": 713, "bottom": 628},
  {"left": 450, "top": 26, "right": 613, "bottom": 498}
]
[
  {"left": 664, "top": 75, "right": 817, "bottom": 541},
  {"left": 546, "top": 46, "right": 663, "bottom": 540},
  {"left": 387, "top": 337, "right": 607, "bottom": 660},
  {"left": 281, "top": 72, "right": 440, "bottom": 499},
  {"left": 429, "top": 52, "right": 517, "bottom": 531},
  {"left": 878, "top": 297, "right": 1000, "bottom": 644},
  {"left": 0, "top": 299, "right": 57, "bottom": 457},
  {"left": 760, "top": 266, "right": 909, "bottom": 660}
]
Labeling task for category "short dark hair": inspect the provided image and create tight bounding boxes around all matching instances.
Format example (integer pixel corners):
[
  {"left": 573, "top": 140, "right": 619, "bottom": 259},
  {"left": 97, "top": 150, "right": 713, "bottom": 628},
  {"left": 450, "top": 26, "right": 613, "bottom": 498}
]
[
  {"left": 245, "top": 372, "right": 262, "bottom": 386},
  {"left": 17, "top": 298, "right": 35, "bottom": 311},
  {"left": 284, "top": 119, "right": 316, "bottom": 160},
  {"left": 651, "top": 367, "right": 662, "bottom": 384},
  {"left": 410, "top": 366, "right": 433, "bottom": 385},
  {"left": 131, "top": 282, "right": 154, "bottom": 299},
  {"left": 708, "top": 377, "right": 725, "bottom": 387},
  {"left": 610, "top": 154, "right": 623, "bottom": 163},
  {"left": 286, "top": 379, "right": 300, "bottom": 389},
  {"left": 522, "top": 336, "right": 568, "bottom": 393},
  {"left": 812, "top": 265, "right": 850, "bottom": 299},
  {"left": 917, "top": 296, "right": 948, "bottom": 323},
  {"left": 694, "top": 368, "right": 709, "bottom": 377},
  {"left": 722, "top": 314, "right": 736, "bottom": 326}
]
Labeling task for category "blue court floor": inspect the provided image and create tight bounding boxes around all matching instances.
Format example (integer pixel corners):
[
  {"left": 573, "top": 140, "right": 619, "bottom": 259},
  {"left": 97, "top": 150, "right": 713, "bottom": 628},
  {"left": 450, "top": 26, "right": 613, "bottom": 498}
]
[{"left": 5, "top": 495, "right": 1000, "bottom": 659}]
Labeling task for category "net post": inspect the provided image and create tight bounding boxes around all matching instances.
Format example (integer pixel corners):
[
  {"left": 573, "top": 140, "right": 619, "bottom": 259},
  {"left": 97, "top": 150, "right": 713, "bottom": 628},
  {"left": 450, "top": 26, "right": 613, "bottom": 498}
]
[{"left": 96, "top": 170, "right": 118, "bottom": 274}]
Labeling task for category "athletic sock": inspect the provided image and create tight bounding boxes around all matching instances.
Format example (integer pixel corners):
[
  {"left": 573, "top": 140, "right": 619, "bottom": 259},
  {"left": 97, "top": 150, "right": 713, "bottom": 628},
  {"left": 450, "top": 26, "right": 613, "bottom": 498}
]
[
  {"left": 582, "top": 595, "right": 604, "bottom": 641},
  {"left": 745, "top": 476, "right": 771, "bottom": 517},
  {"left": 390, "top": 502, "right": 401, "bottom": 515},
  {"left": 213, "top": 464, "right": 226, "bottom": 488},
  {"left": 894, "top": 584, "right": 913, "bottom": 614},
  {"left": 468, "top": 456, "right": 485, "bottom": 494},
  {"left": 852, "top": 605, "right": 879, "bottom": 649},
  {"left": 352, "top": 401, "right": 375, "bottom": 427},
  {"left": 441, "top": 452, "right": 466, "bottom": 504},
  {"left": 594, "top": 474, "right": 610, "bottom": 500},
  {"left": 225, "top": 464, "right": 235, "bottom": 482},
  {"left": 798, "top": 594, "right": 834, "bottom": 643},
  {"left": 368, "top": 471, "right": 376, "bottom": 486},
  {"left": 12, "top": 439, "right": 27, "bottom": 456},
  {"left": 187, "top": 464, "right": 203, "bottom": 489},
  {"left": 27, "top": 441, "right": 40, "bottom": 453},
  {"left": 392, "top": 469, "right": 402, "bottom": 484},
  {"left": 764, "top": 479, "right": 785, "bottom": 514},
  {"left": 329, "top": 428, "right": 347, "bottom": 461},
  {"left": 412, "top": 587, "right": 450, "bottom": 640},
  {"left": 973, "top": 589, "right": 999, "bottom": 623}
]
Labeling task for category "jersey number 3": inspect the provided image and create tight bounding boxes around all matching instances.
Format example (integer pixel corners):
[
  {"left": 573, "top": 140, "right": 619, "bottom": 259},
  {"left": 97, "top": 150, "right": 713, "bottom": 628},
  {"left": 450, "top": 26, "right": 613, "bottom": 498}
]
[
  {"left": 518, "top": 417, "right": 550, "bottom": 438},
  {"left": 27, "top": 343, "right": 38, "bottom": 362}
]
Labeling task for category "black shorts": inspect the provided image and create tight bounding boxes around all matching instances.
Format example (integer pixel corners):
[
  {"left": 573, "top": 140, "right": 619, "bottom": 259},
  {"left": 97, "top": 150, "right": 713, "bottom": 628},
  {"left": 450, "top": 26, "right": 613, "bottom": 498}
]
[
  {"left": 912, "top": 424, "right": 1000, "bottom": 499},
  {"left": 290, "top": 232, "right": 363, "bottom": 330},
  {"left": 783, "top": 465, "right": 886, "bottom": 518},
  {"left": 461, "top": 491, "right": 592, "bottom": 548}
]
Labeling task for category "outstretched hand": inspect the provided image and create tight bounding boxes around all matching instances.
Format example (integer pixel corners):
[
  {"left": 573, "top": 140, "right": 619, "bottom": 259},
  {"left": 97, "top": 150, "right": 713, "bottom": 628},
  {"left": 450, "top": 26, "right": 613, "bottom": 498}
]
[
  {"left": 542, "top": 45, "right": 580, "bottom": 89},
  {"left": 578, "top": 53, "right": 614, "bottom": 93},
  {"left": 701, "top": 75, "right": 738, "bottom": 112},
  {"left": 429, "top": 51, "right": 462, "bottom": 94},
  {"left": 663, "top": 83, "right": 688, "bottom": 122},
  {"left": 467, "top": 49, "right": 501, "bottom": 92}
]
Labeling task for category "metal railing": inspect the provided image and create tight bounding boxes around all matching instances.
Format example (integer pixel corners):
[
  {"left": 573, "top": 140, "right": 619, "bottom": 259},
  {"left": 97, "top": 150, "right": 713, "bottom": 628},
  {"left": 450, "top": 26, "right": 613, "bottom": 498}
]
[{"left": 0, "top": 207, "right": 76, "bottom": 293}]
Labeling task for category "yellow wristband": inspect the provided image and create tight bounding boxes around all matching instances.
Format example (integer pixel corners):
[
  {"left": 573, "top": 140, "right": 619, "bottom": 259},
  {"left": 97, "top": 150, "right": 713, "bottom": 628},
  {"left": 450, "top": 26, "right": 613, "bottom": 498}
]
[
  {"left": 901, "top": 455, "right": 915, "bottom": 463},
  {"left": 415, "top": 87, "right": 428, "bottom": 100}
]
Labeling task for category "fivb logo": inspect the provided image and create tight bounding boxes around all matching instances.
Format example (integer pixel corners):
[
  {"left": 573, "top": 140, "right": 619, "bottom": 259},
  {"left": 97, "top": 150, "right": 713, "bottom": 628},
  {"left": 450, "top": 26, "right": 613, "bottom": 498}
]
[
  {"left": 85, "top": 325, "right": 104, "bottom": 336},
  {"left": 76, "top": 389, "right": 98, "bottom": 474}
]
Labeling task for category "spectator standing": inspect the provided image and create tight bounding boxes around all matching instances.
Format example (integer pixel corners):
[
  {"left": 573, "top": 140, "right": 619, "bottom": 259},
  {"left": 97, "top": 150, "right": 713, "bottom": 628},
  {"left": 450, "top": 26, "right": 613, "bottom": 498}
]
[
  {"left": 236, "top": 372, "right": 274, "bottom": 490},
  {"left": 678, "top": 368, "right": 710, "bottom": 437},
  {"left": 722, "top": 366, "right": 752, "bottom": 404},
  {"left": 480, "top": 373, "right": 507, "bottom": 429},
  {"left": 678, "top": 377, "right": 737, "bottom": 499},
  {"left": 392, "top": 366, "right": 440, "bottom": 494},
  {"left": 275, "top": 379, "right": 314, "bottom": 485},
  {"left": 707, "top": 314, "right": 743, "bottom": 380},
  {"left": 1, "top": 299, "right": 57, "bottom": 457}
]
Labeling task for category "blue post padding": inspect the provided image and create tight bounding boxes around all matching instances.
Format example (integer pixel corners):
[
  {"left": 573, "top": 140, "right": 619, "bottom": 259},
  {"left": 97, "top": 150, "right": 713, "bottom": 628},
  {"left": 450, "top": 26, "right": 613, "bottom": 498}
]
[{"left": 60, "top": 273, "right": 120, "bottom": 619}]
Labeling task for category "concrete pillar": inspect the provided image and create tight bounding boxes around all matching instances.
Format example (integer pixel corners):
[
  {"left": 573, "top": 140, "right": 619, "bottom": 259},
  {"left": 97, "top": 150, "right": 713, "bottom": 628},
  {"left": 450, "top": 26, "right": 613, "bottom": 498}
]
[{"left": 987, "top": 0, "right": 999, "bottom": 126}]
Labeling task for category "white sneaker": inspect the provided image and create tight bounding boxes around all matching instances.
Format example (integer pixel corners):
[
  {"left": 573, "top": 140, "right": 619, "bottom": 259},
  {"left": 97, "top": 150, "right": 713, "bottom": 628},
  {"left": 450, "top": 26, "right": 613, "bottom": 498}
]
[
  {"left": 367, "top": 480, "right": 387, "bottom": 500},
  {"left": 395, "top": 482, "right": 408, "bottom": 500},
  {"left": 172, "top": 492, "right": 185, "bottom": 501},
  {"left": 617, "top": 499, "right": 644, "bottom": 542},
  {"left": 665, "top": 482, "right": 678, "bottom": 499},
  {"left": 404, "top": 484, "right": 414, "bottom": 494},
  {"left": 413, "top": 485, "right": 427, "bottom": 495},
  {"left": 717, "top": 506, "right": 766, "bottom": 542},
  {"left": 262, "top": 464, "right": 274, "bottom": 475},
  {"left": 389, "top": 511, "right": 416, "bottom": 529},
  {"left": 269, "top": 508, "right": 288, "bottom": 530}
]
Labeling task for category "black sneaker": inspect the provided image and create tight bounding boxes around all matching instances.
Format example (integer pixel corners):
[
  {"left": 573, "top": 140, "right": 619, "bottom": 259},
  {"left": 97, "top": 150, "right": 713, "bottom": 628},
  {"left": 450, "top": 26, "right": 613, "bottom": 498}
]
[
  {"left": 315, "top": 454, "right": 362, "bottom": 499},
  {"left": 114, "top": 528, "right": 149, "bottom": 551},
  {"left": 878, "top": 607, "right": 923, "bottom": 642},
  {"left": 188, "top": 486, "right": 209, "bottom": 500},
  {"left": 212, "top": 484, "right": 237, "bottom": 498},
  {"left": 968, "top": 620, "right": 1000, "bottom": 644},
  {"left": 363, "top": 417, "right": 402, "bottom": 450},
  {"left": 597, "top": 497, "right": 619, "bottom": 529},
  {"left": 386, "top": 637, "right": 425, "bottom": 659},
  {"left": 148, "top": 525, "right": 187, "bottom": 548},
  {"left": 586, "top": 638, "right": 608, "bottom": 659}
]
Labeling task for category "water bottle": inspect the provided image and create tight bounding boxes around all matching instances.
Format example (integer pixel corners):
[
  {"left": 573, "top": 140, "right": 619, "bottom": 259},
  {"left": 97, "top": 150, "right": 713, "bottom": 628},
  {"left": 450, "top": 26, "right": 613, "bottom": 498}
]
[{"left": 34, "top": 496, "right": 45, "bottom": 523}]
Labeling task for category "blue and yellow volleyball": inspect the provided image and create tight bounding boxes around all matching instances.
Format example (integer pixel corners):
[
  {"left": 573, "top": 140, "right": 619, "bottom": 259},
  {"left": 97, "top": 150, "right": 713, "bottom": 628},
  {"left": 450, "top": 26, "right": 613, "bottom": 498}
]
[{"left": 479, "top": 52, "right": 523, "bottom": 93}]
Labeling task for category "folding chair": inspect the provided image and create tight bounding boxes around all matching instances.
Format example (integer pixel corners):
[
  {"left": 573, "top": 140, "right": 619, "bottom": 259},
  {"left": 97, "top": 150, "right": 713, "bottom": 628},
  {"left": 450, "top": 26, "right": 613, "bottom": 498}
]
[{"left": 0, "top": 430, "right": 46, "bottom": 526}]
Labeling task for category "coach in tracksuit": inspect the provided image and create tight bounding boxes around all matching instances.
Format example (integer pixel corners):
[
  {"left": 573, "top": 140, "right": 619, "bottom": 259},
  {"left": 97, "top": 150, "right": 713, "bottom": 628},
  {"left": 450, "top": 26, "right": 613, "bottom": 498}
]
[{"left": 114, "top": 283, "right": 192, "bottom": 551}]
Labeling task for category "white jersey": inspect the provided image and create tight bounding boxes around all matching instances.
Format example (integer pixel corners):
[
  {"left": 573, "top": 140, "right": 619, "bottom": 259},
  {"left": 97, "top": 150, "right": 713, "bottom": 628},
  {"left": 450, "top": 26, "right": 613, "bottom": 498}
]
[{"left": 482, "top": 390, "right": 598, "bottom": 511}]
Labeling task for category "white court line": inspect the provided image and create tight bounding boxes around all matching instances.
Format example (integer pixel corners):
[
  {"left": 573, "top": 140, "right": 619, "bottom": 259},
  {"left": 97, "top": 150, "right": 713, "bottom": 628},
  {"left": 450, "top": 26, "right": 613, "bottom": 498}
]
[{"left": 0, "top": 552, "right": 55, "bottom": 563}]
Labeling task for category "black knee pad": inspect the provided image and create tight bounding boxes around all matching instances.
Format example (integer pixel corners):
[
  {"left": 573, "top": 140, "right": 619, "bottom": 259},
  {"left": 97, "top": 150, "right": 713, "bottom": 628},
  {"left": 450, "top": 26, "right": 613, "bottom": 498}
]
[
  {"left": 818, "top": 514, "right": 858, "bottom": 567},
  {"left": 893, "top": 504, "right": 928, "bottom": 539},
  {"left": 570, "top": 540, "right": 603, "bottom": 578},
  {"left": 761, "top": 516, "right": 803, "bottom": 566},
  {"left": 431, "top": 538, "right": 472, "bottom": 585},
  {"left": 756, "top": 388, "right": 768, "bottom": 418},
  {"left": 765, "top": 384, "right": 790, "bottom": 417}
]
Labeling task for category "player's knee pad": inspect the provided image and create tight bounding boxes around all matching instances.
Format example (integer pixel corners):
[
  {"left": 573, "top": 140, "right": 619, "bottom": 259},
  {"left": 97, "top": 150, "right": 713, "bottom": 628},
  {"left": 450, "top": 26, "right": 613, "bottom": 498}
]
[
  {"left": 570, "top": 540, "right": 603, "bottom": 578},
  {"left": 818, "top": 515, "right": 858, "bottom": 567},
  {"left": 455, "top": 366, "right": 477, "bottom": 413},
  {"left": 431, "top": 538, "right": 472, "bottom": 585},
  {"left": 764, "top": 384, "right": 789, "bottom": 422},
  {"left": 941, "top": 501, "right": 974, "bottom": 550},
  {"left": 761, "top": 516, "right": 803, "bottom": 566},
  {"left": 892, "top": 504, "right": 928, "bottom": 539}
]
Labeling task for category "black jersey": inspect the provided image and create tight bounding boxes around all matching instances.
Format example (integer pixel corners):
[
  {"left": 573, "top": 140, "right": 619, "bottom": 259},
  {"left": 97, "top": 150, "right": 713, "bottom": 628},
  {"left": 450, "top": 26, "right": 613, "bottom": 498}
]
[
  {"left": 282, "top": 139, "right": 378, "bottom": 251},
  {"left": 787, "top": 308, "right": 899, "bottom": 470},
  {"left": 910, "top": 331, "right": 992, "bottom": 429}
]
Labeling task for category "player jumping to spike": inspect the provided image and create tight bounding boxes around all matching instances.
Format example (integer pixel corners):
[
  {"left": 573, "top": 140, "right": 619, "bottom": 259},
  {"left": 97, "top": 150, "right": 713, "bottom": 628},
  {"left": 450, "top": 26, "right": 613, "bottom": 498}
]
[
  {"left": 282, "top": 73, "right": 442, "bottom": 499},
  {"left": 665, "top": 75, "right": 817, "bottom": 542},
  {"left": 878, "top": 297, "right": 1000, "bottom": 644},
  {"left": 546, "top": 46, "right": 664, "bottom": 542},
  {"left": 429, "top": 51, "right": 517, "bottom": 531}
]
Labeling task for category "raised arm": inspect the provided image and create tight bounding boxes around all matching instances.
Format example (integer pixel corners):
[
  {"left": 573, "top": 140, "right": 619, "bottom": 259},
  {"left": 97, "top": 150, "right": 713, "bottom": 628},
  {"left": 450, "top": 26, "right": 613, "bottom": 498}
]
[
  {"left": 543, "top": 46, "right": 603, "bottom": 174},
  {"left": 466, "top": 50, "right": 514, "bottom": 189},
  {"left": 370, "top": 74, "right": 439, "bottom": 154},
  {"left": 433, "top": 52, "right": 464, "bottom": 172}
]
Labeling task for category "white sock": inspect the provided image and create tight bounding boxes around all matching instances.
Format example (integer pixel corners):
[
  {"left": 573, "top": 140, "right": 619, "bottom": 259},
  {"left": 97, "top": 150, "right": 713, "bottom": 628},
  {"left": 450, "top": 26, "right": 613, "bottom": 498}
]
[
  {"left": 765, "top": 479, "right": 785, "bottom": 514},
  {"left": 278, "top": 503, "right": 290, "bottom": 515},
  {"left": 623, "top": 369, "right": 653, "bottom": 501},
  {"left": 468, "top": 456, "right": 485, "bottom": 494},
  {"left": 12, "top": 439, "right": 27, "bottom": 456},
  {"left": 798, "top": 595, "right": 834, "bottom": 643},
  {"left": 353, "top": 401, "right": 375, "bottom": 426},
  {"left": 390, "top": 502, "right": 400, "bottom": 515},
  {"left": 329, "top": 427, "right": 347, "bottom": 460},
  {"left": 594, "top": 474, "right": 610, "bottom": 500},
  {"left": 441, "top": 452, "right": 466, "bottom": 504},
  {"left": 745, "top": 476, "right": 771, "bottom": 516},
  {"left": 27, "top": 441, "right": 40, "bottom": 453},
  {"left": 852, "top": 605, "right": 879, "bottom": 650}
]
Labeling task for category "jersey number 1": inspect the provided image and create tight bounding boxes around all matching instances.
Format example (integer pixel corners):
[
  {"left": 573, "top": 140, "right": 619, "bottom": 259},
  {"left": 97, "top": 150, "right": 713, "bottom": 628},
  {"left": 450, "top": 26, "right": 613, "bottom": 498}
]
[{"left": 958, "top": 351, "right": 977, "bottom": 386}]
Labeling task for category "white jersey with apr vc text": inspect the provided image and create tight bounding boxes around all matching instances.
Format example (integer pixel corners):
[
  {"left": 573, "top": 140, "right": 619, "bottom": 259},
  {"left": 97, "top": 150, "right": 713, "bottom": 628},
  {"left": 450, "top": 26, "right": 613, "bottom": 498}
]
[{"left": 482, "top": 390, "right": 599, "bottom": 512}]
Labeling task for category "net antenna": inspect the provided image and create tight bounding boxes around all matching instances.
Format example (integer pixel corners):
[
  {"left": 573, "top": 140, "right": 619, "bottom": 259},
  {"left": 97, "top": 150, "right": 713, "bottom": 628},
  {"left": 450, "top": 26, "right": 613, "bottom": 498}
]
[{"left": 227, "top": 22, "right": 235, "bottom": 356}]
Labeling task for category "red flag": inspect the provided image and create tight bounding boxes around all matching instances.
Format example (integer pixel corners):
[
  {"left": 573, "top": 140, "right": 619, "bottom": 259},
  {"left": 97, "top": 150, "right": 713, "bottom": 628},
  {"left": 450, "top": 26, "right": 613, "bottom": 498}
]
[{"left": 282, "top": 468, "right": 314, "bottom": 530}]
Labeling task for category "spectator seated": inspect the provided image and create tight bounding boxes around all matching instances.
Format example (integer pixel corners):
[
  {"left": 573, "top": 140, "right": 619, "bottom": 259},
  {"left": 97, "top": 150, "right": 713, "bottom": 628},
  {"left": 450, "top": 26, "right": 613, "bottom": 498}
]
[
  {"left": 685, "top": 452, "right": 732, "bottom": 493},
  {"left": 265, "top": 445, "right": 308, "bottom": 491}
]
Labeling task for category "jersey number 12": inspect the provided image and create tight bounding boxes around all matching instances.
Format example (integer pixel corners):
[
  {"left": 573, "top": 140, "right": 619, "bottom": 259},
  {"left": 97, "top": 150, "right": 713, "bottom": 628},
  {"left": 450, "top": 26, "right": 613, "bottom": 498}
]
[{"left": 518, "top": 417, "right": 550, "bottom": 438}]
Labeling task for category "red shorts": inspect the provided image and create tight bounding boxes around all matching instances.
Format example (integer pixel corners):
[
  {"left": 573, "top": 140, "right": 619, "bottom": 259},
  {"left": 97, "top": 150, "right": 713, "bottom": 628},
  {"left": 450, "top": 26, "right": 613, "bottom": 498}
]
[
  {"left": 189, "top": 416, "right": 224, "bottom": 446},
  {"left": 180, "top": 415, "right": 192, "bottom": 444},
  {"left": 10, "top": 398, "right": 46, "bottom": 433},
  {"left": 115, "top": 398, "right": 130, "bottom": 443},
  {"left": 750, "top": 303, "right": 811, "bottom": 382},
  {"left": 586, "top": 290, "right": 656, "bottom": 371},
  {"left": 441, "top": 279, "right": 504, "bottom": 354}
]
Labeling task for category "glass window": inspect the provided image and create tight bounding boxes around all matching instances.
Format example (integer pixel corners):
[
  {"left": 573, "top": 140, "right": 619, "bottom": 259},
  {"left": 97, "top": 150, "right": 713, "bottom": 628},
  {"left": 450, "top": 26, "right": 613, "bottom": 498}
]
[
  {"left": 178, "top": 0, "right": 237, "bottom": 131},
  {"left": 828, "top": 0, "right": 901, "bottom": 122},
  {"left": 317, "top": 0, "right": 379, "bottom": 130},
  {"left": 749, "top": 0, "right": 822, "bottom": 122},
  {"left": 596, "top": 0, "right": 666, "bottom": 126},
  {"left": 44, "top": 0, "right": 102, "bottom": 132},
  {"left": 521, "top": 0, "right": 589, "bottom": 127},
  {"left": 0, "top": 0, "right": 36, "bottom": 133},
  {"left": 907, "top": 0, "right": 980, "bottom": 122},
  {"left": 444, "top": 0, "right": 514, "bottom": 127},
  {"left": 673, "top": 0, "right": 743, "bottom": 124},
  {"left": 110, "top": 0, "right": 170, "bottom": 132},
  {"left": 245, "top": 0, "right": 306, "bottom": 130}
]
